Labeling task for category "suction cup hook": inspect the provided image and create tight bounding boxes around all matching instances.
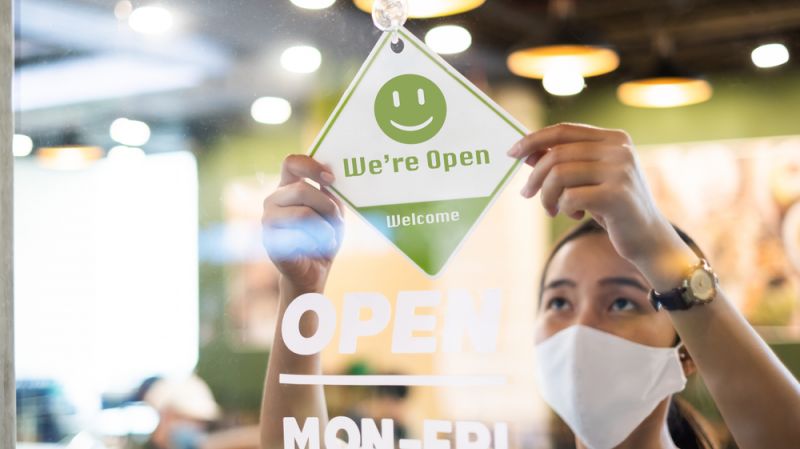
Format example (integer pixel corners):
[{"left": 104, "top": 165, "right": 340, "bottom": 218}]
[{"left": 372, "top": 0, "right": 408, "bottom": 53}]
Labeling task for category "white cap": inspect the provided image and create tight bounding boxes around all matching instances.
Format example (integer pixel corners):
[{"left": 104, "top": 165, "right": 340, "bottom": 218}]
[{"left": 144, "top": 375, "right": 221, "bottom": 421}]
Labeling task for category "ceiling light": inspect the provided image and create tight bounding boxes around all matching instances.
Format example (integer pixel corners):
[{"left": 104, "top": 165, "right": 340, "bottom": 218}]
[
  {"left": 751, "top": 43, "right": 790, "bottom": 69},
  {"left": 128, "top": 6, "right": 173, "bottom": 35},
  {"left": 617, "top": 77, "right": 712, "bottom": 108},
  {"left": 110, "top": 118, "right": 151, "bottom": 146},
  {"left": 251, "top": 97, "right": 292, "bottom": 125},
  {"left": 424, "top": 25, "right": 471, "bottom": 55},
  {"left": 617, "top": 33, "right": 712, "bottom": 109},
  {"left": 542, "top": 69, "right": 585, "bottom": 96},
  {"left": 354, "top": 0, "right": 485, "bottom": 18},
  {"left": 506, "top": 0, "right": 619, "bottom": 80},
  {"left": 280, "top": 45, "right": 322, "bottom": 74},
  {"left": 114, "top": 1, "right": 133, "bottom": 20},
  {"left": 290, "top": 0, "right": 336, "bottom": 9},
  {"left": 507, "top": 45, "right": 619, "bottom": 79},
  {"left": 108, "top": 145, "right": 146, "bottom": 162},
  {"left": 13, "top": 134, "right": 34, "bottom": 157},
  {"left": 38, "top": 146, "right": 104, "bottom": 170}
]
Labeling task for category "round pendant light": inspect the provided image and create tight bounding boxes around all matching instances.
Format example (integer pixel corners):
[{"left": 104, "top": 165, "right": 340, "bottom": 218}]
[
  {"left": 617, "top": 77, "right": 712, "bottom": 108},
  {"left": 506, "top": 0, "right": 619, "bottom": 80},
  {"left": 507, "top": 44, "right": 619, "bottom": 79},
  {"left": 617, "top": 36, "right": 712, "bottom": 109},
  {"left": 38, "top": 145, "right": 104, "bottom": 170},
  {"left": 37, "top": 129, "right": 104, "bottom": 170},
  {"left": 353, "top": 0, "right": 485, "bottom": 19}
]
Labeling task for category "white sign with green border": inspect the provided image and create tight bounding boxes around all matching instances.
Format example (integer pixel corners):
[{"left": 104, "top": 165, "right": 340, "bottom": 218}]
[{"left": 309, "top": 28, "right": 528, "bottom": 277}]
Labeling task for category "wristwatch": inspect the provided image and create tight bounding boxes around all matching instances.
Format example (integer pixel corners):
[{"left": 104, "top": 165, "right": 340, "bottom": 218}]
[{"left": 649, "top": 258, "right": 719, "bottom": 311}]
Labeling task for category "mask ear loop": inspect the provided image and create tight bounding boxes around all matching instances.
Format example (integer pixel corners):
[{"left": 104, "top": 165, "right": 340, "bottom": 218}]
[{"left": 676, "top": 343, "right": 689, "bottom": 361}]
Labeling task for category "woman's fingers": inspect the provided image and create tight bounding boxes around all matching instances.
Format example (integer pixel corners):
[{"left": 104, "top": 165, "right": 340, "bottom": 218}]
[
  {"left": 508, "top": 123, "right": 617, "bottom": 160},
  {"left": 537, "top": 162, "right": 607, "bottom": 216},
  {"left": 280, "top": 154, "right": 336, "bottom": 187},
  {"left": 268, "top": 182, "right": 343, "bottom": 227},
  {"left": 264, "top": 206, "right": 338, "bottom": 259},
  {"left": 557, "top": 185, "right": 613, "bottom": 220},
  {"left": 263, "top": 226, "right": 327, "bottom": 261},
  {"left": 520, "top": 143, "right": 610, "bottom": 198},
  {"left": 321, "top": 187, "right": 344, "bottom": 213},
  {"left": 320, "top": 187, "right": 345, "bottom": 243}
]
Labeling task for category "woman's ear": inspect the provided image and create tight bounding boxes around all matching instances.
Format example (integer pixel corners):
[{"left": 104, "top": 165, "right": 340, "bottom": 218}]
[{"left": 678, "top": 345, "right": 696, "bottom": 376}]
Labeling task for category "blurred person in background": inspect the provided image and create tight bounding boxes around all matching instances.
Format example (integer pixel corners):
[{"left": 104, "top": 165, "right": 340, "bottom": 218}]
[
  {"left": 259, "top": 123, "right": 800, "bottom": 449},
  {"left": 345, "top": 384, "right": 411, "bottom": 441},
  {"left": 137, "top": 375, "right": 221, "bottom": 449}
]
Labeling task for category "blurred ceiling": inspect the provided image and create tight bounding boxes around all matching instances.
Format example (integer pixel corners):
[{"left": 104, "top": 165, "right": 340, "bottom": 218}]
[{"left": 13, "top": 0, "right": 800, "bottom": 141}]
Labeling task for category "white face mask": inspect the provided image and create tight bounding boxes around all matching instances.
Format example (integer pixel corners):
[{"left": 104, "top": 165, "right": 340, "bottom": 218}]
[{"left": 535, "top": 325, "right": 687, "bottom": 449}]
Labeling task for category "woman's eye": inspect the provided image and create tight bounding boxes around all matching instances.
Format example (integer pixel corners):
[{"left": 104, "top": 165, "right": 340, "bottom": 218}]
[
  {"left": 545, "top": 297, "right": 570, "bottom": 311},
  {"left": 610, "top": 298, "right": 636, "bottom": 312}
]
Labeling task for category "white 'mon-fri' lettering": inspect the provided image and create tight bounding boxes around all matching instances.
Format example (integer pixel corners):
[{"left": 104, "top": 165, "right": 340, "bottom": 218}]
[{"left": 283, "top": 417, "right": 508, "bottom": 449}]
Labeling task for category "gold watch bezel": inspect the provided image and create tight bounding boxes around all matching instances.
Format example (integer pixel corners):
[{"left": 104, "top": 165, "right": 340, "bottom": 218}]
[{"left": 681, "top": 259, "right": 718, "bottom": 306}]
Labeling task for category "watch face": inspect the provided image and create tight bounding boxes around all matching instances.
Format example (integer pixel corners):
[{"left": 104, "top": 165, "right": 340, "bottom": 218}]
[{"left": 689, "top": 269, "right": 715, "bottom": 301}]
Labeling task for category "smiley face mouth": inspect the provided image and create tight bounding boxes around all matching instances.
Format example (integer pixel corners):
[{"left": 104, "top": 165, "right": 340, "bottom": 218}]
[{"left": 389, "top": 116, "right": 434, "bottom": 132}]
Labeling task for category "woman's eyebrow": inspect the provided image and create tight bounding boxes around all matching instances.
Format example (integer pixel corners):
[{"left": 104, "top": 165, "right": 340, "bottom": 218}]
[
  {"left": 544, "top": 278, "right": 577, "bottom": 290},
  {"left": 598, "top": 277, "right": 649, "bottom": 292}
]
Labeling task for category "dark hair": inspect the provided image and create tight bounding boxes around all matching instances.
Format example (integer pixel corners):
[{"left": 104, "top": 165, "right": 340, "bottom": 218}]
[{"left": 540, "top": 219, "right": 718, "bottom": 449}]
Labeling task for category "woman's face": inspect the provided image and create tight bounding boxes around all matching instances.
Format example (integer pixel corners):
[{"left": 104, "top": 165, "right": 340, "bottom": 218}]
[{"left": 535, "top": 232, "right": 677, "bottom": 347}]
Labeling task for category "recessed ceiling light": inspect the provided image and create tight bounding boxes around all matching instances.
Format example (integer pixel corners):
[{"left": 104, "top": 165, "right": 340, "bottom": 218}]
[
  {"left": 280, "top": 45, "right": 322, "bottom": 74},
  {"left": 110, "top": 118, "right": 151, "bottom": 147},
  {"left": 751, "top": 43, "right": 790, "bottom": 69},
  {"left": 251, "top": 97, "right": 292, "bottom": 125},
  {"left": 128, "top": 6, "right": 174, "bottom": 35},
  {"left": 424, "top": 25, "right": 472, "bottom": 55},
  {"left": 13, "top": 134, "right": 34, "bottom": 157},
  {"left": 290, "top": 0, "right": 336, "bottom": 9},
  {"left": 542, "top": 69, "right": 585, "bottom": 96}
]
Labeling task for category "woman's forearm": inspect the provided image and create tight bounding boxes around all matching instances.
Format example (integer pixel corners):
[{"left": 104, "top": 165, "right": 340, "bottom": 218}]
[
  {"left": 260, "top": 277, "right": 329, "bottom": 449},
  {"left": 670, "top": 292, "right": 800, "bottom": 449},
  {"left": 639, "top": 237, "right": 800, "bottom": 449}
]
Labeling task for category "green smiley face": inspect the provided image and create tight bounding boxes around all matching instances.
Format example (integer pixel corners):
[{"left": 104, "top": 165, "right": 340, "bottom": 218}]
[{"left": 374, "top": 74, "right": 447, "bottom": 144}]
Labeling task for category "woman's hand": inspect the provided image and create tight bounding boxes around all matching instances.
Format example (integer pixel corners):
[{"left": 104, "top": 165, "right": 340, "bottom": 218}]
[
  {"left": 508, "top": 123, "right": 686, "bottom": 272},
  {"left": 262, "top": 154, "right": 344, "bottom": 293}
]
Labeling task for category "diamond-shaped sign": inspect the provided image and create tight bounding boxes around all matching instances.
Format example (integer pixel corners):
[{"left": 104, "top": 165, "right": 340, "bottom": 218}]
[{"left": 309, "top": 28, "right": 527, "bottom": 277}]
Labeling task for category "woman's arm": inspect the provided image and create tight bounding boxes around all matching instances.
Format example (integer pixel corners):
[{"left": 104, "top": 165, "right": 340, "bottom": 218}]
[
  {"left": 640, "top": 239, "right": 800, "bottom": 449},
  {"left": 260, "top": 155, "right": 343, "bottom": 449},
  {"left": 509, "top": 123, "right": 800, "bottom": 449},
  {"left": 261, "top": 279, "right": 329, "bottom": 449}
]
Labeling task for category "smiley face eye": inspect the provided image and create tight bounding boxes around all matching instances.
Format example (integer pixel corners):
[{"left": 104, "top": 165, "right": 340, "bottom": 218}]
[
  {"left": 418, "top": 88, "right": 425, "bottom": 105},
  {"left": 392, "top": 90, "right": 400, "bottom": 108}
]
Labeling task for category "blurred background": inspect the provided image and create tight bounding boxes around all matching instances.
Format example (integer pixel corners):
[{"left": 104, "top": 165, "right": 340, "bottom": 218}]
[{"left": 11, "top": 0, "right": 800, "bottom": 448}]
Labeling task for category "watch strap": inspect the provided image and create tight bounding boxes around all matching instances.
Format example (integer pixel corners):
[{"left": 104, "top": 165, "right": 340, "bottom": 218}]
[
  {"left": 649, "top": 258, "right": 714, "bottom": 311},
  {"left": 649, "top": 287, "right": 690, "bottom": 311}
]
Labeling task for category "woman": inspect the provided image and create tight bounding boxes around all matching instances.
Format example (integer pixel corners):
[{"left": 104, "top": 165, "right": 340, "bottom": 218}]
[{"left": 259, "top": 123, "right": 800, "bottom": 449}]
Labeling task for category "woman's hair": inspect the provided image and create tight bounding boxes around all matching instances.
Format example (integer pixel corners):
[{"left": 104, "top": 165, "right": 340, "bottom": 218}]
[{"left": 540, "top": 219, "right": 719, "bottom": 449}]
